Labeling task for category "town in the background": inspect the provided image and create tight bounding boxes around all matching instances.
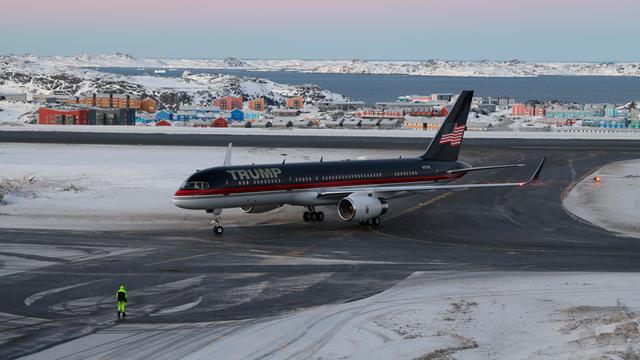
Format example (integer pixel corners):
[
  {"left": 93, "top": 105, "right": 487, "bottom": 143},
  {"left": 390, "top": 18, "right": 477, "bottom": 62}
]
[{"left": 3, "top": 89, "right": 639, "bottom": 132}]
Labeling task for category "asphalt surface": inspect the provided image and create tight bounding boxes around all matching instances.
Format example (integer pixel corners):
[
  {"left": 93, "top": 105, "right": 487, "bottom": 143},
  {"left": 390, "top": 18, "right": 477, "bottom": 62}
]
[{"left": 2, "top": 132, "right": 640, "bottom": 358}]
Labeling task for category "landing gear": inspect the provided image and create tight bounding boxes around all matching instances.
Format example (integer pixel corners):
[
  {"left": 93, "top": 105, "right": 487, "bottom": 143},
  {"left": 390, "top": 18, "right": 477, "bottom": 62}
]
[
  {"left": 303, "top": 207, "right": 325, "bottom": 222},
  {"left": 359, "top": 217, "right": 382, "bottom": 227},
  {"left": 208, "top": 209, "right": 224, "bottom": 235}
]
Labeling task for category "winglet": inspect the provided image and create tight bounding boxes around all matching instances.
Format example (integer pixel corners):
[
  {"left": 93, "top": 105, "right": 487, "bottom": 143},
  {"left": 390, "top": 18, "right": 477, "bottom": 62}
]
[
  {"left": 525, "top": 156, "right": 546, "bottom": 185},
  {"left": 223, "top": 143, "right": 233, "bottom": 166}
]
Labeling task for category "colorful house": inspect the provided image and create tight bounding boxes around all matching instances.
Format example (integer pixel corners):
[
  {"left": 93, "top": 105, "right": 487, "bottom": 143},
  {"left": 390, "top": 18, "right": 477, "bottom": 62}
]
[
  {"left": 214, "top": 97, "right": 243, "bottom": 111},
  {"left": 176, "top": 110, "right": 197, "bottom": 122},
  {"left": 213, "top": 117, "right": 229, "bottom": 127},
  {"left": 245, "top": 111, "right": 260, "bottom": 121},
  {"left": 155, "top": 110, "right": 174, "bottom": 121},
  {"left": 546, "top": 109, "right": 600, "bottom": 119},
  {"left": 604, "top": 105, "right": 619, "bottom": 118},
  {"left": 286, "top": 97, "right": 304, "bottom": 109},
  {"left": 38, "top": 108, "right": 89, "bottom": 125},
  {"left": 581, "top": 117, "right": 628, "bottom": 128},
  {"left": 140, "top": 97, "right": 157, "bottom": 113},
  {"left": 248, "top": 98, "right": 266, "bottom": 112},
  {"left": 156, "top": 120, "right": 171, "bottom": 126},
  {"left": 229, "top": 109, "right": 245, "bottom": 122},
  {"left": 512, "top": 103, "right": 527, "bottom": 116}
]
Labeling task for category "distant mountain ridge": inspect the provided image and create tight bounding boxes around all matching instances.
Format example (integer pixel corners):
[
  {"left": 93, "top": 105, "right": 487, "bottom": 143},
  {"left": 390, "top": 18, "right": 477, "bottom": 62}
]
[{"left": 3, "top": 53, "right": 640, "bottom": 77}]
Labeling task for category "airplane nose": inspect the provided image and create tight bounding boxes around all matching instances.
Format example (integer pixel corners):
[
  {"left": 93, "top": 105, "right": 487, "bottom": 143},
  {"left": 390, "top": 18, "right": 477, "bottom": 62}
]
[{"left": 172, "top": 193, "right": 190, "bottom": 209}]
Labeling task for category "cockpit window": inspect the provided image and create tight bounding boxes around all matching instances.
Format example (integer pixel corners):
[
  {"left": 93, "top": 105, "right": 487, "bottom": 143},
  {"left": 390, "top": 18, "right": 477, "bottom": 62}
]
[{"left": 180, "top": 181, "right": 210, "bottom": 190}]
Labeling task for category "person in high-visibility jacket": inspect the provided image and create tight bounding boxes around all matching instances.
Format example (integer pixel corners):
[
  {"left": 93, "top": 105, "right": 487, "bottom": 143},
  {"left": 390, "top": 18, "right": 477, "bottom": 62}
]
[{"left": 116, "top": 285, "right": 128, "bottom": 320}]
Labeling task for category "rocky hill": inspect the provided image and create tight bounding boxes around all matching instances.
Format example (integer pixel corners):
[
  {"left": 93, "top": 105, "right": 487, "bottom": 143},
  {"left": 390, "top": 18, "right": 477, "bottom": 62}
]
[{"left": 0, "top": 55, "right": 346, "bottom": 111}]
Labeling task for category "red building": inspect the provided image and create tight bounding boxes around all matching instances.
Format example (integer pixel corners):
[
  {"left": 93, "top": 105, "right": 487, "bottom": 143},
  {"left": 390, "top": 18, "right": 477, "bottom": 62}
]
[
  {"left": 213, "top": 117, "right": 229, "bottom": 127},
  {"left": 512, "top": 103, "right": 527, "bottom": 116},
  {"left": 286, "top": 97, "right": 304, "bottom": 109},
  {"left": 356, "top": 110, "right": 403, "bottom": 119},
  {"left": 526, "top": 105, "right": 546, "bottom": 117},
  {"left": 140, "top": 97, "right": 157, "bottom": 113},
  {"left": 248, "top": 98, "right": 266, "bottom": 112},
  {"left": 38, "top": 108, "right": 89, "bottom": 125},
  {"left": 408, "top": 107, "right": 449, "bottom": 117},
  {"left": 215, "top": 96, "right": 243, "bottom": 111},
  {"left": 155, "top": 120, "right": 171, "bottom": 126}
]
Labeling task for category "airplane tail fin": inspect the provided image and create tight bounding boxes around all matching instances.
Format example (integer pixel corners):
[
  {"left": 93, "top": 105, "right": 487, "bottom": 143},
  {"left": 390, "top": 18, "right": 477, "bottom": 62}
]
[{"left": 420, "top": 90, "right": 474, "bottom": 162}]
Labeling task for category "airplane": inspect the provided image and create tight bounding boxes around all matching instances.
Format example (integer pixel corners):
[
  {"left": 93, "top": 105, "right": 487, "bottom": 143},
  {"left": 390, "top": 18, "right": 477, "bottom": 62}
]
[{"left": 173, "top": 90, "right": 545, "bottom": 235}]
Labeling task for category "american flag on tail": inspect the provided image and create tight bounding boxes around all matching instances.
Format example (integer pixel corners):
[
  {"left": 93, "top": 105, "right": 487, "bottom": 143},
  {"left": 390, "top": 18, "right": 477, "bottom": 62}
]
[{"left": 439, "top": 124, "right": 466, "bottom": 146}]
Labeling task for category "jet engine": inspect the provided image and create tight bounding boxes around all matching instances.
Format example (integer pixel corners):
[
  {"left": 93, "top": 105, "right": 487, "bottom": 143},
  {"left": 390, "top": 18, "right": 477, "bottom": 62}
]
[
  {"left": 337, "top": 194, "right": 388, "bottom": 221},
  {"left": 241, "top": 204, "right": 283, "bottom": 214}
]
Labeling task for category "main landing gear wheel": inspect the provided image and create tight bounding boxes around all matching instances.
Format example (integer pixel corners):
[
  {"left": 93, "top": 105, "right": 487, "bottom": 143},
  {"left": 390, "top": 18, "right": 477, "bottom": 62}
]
[
  {"left": 303, "top": 208, "right": 325, "bottom": 222},
  {"left": 359, "top": 217, "right": 382, "bottom": 227}
]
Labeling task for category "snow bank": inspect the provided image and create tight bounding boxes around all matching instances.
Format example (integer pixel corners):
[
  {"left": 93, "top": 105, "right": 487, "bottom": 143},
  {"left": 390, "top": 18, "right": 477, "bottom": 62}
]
[
  {"left": 564, "top": 159, "right": 640, "bottom": 238},
  {"left": 21, "top": 272, "right": 640, "bottom": 360},
  {"left": 0, "top": 101, "right": 38, "bottom": 124},
  {"left": 4, "top": 124, "right": 640, "bottom": 140},
  {"left": 0, "top": 143, "right": 394, "bottom": 231}
]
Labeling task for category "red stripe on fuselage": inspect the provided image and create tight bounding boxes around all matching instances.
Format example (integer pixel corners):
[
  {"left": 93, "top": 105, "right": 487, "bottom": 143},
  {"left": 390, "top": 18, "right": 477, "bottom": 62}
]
[{"left": 174, "top": 173, "right": 464, "bottom": 197}]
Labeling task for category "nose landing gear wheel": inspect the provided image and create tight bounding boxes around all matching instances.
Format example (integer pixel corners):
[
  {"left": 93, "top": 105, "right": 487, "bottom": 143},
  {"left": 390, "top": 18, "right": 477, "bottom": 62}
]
[{"left": 208, "top": 209, "right": 224, "bottom": 235}]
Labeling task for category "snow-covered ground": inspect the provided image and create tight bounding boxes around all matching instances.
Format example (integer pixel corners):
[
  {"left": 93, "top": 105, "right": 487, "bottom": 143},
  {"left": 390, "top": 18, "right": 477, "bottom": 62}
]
[
  {"left": 0, "top": 143, "right": 395, "bottom": 231},
  {"left": 11, "top": 53, "right": 640, "bottom": 77},
  {"left": 5, "top": 143, "right": 640, "bottom": 359},
  {"left": 0, "top": 101, "right": 38, "bottom": 124},
  {"left": 20, "top": 271, "right": 640, "bottom": 360},
  {"left": 564, "top": 159, "right": 640, "bottom": 238},
  {"left": 4, "top": 123, "right": 640, "bottom": 140}
]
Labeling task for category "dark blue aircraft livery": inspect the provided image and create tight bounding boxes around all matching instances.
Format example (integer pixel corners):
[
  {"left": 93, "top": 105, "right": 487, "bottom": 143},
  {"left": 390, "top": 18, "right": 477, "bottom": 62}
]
[{"left": 173, "top": 90, "right": 545, "bottom": 235}]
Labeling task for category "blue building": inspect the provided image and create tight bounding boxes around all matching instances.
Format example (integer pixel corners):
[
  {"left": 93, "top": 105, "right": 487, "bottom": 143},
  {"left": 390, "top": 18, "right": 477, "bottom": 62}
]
[
  {"left": 546, "top": 109, "right": 601, "bottom": 119},
  {"left": 245, "top": 111, "right": 260, "bottom": 121},
  {"left": 229, "top": 109, "right": 245, "bottom": 122},
  {"left": 180, "top": 105, "right": 220, "bottom": 115},
  {"left": 155, "top": 110, "right": 174, "bottom": 121},
  {"left": 604, "top": 105, "right": 618, "bottom": 118},
  {"left": 582, "top": 117, "right": 628, "bottom": 128},
  {"left": 176, "top": 110, "right": 197, "bottom": 122}
]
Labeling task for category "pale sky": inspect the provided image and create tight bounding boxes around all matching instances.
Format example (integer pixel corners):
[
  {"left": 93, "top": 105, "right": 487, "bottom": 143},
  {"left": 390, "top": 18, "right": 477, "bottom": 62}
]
[{"left": 2, "top": 0, "right": 639, "bottom": 61}]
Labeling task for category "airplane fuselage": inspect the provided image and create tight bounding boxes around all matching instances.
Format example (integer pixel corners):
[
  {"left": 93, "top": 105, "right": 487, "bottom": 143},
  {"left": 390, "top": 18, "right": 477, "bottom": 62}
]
[{"left": 172, "top": 158, "right": 469, "bottom": 210}]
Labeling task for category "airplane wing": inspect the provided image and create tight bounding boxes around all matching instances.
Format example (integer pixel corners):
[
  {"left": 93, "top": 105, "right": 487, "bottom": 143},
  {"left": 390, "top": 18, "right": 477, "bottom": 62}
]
[
  {"left": 317, "top": 157, "right": 546, "bottom": 199},
  {"left": 446, "top": 163, "right": 526, "bottom": 174}
]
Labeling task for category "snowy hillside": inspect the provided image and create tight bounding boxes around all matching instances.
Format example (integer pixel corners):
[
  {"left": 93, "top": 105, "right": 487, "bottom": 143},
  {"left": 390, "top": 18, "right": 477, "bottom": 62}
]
[
  {"left": 7, "top": 54, "right": 640, "bottom": 77},
  {"left": 0, "top": 55, "right": 347, "bottom": 111}
]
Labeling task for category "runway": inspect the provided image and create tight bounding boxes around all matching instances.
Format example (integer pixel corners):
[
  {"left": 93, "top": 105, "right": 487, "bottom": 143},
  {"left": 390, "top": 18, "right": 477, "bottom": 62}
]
[{"left": 1, "top": 133, "right": 640, "bottom": 358}]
